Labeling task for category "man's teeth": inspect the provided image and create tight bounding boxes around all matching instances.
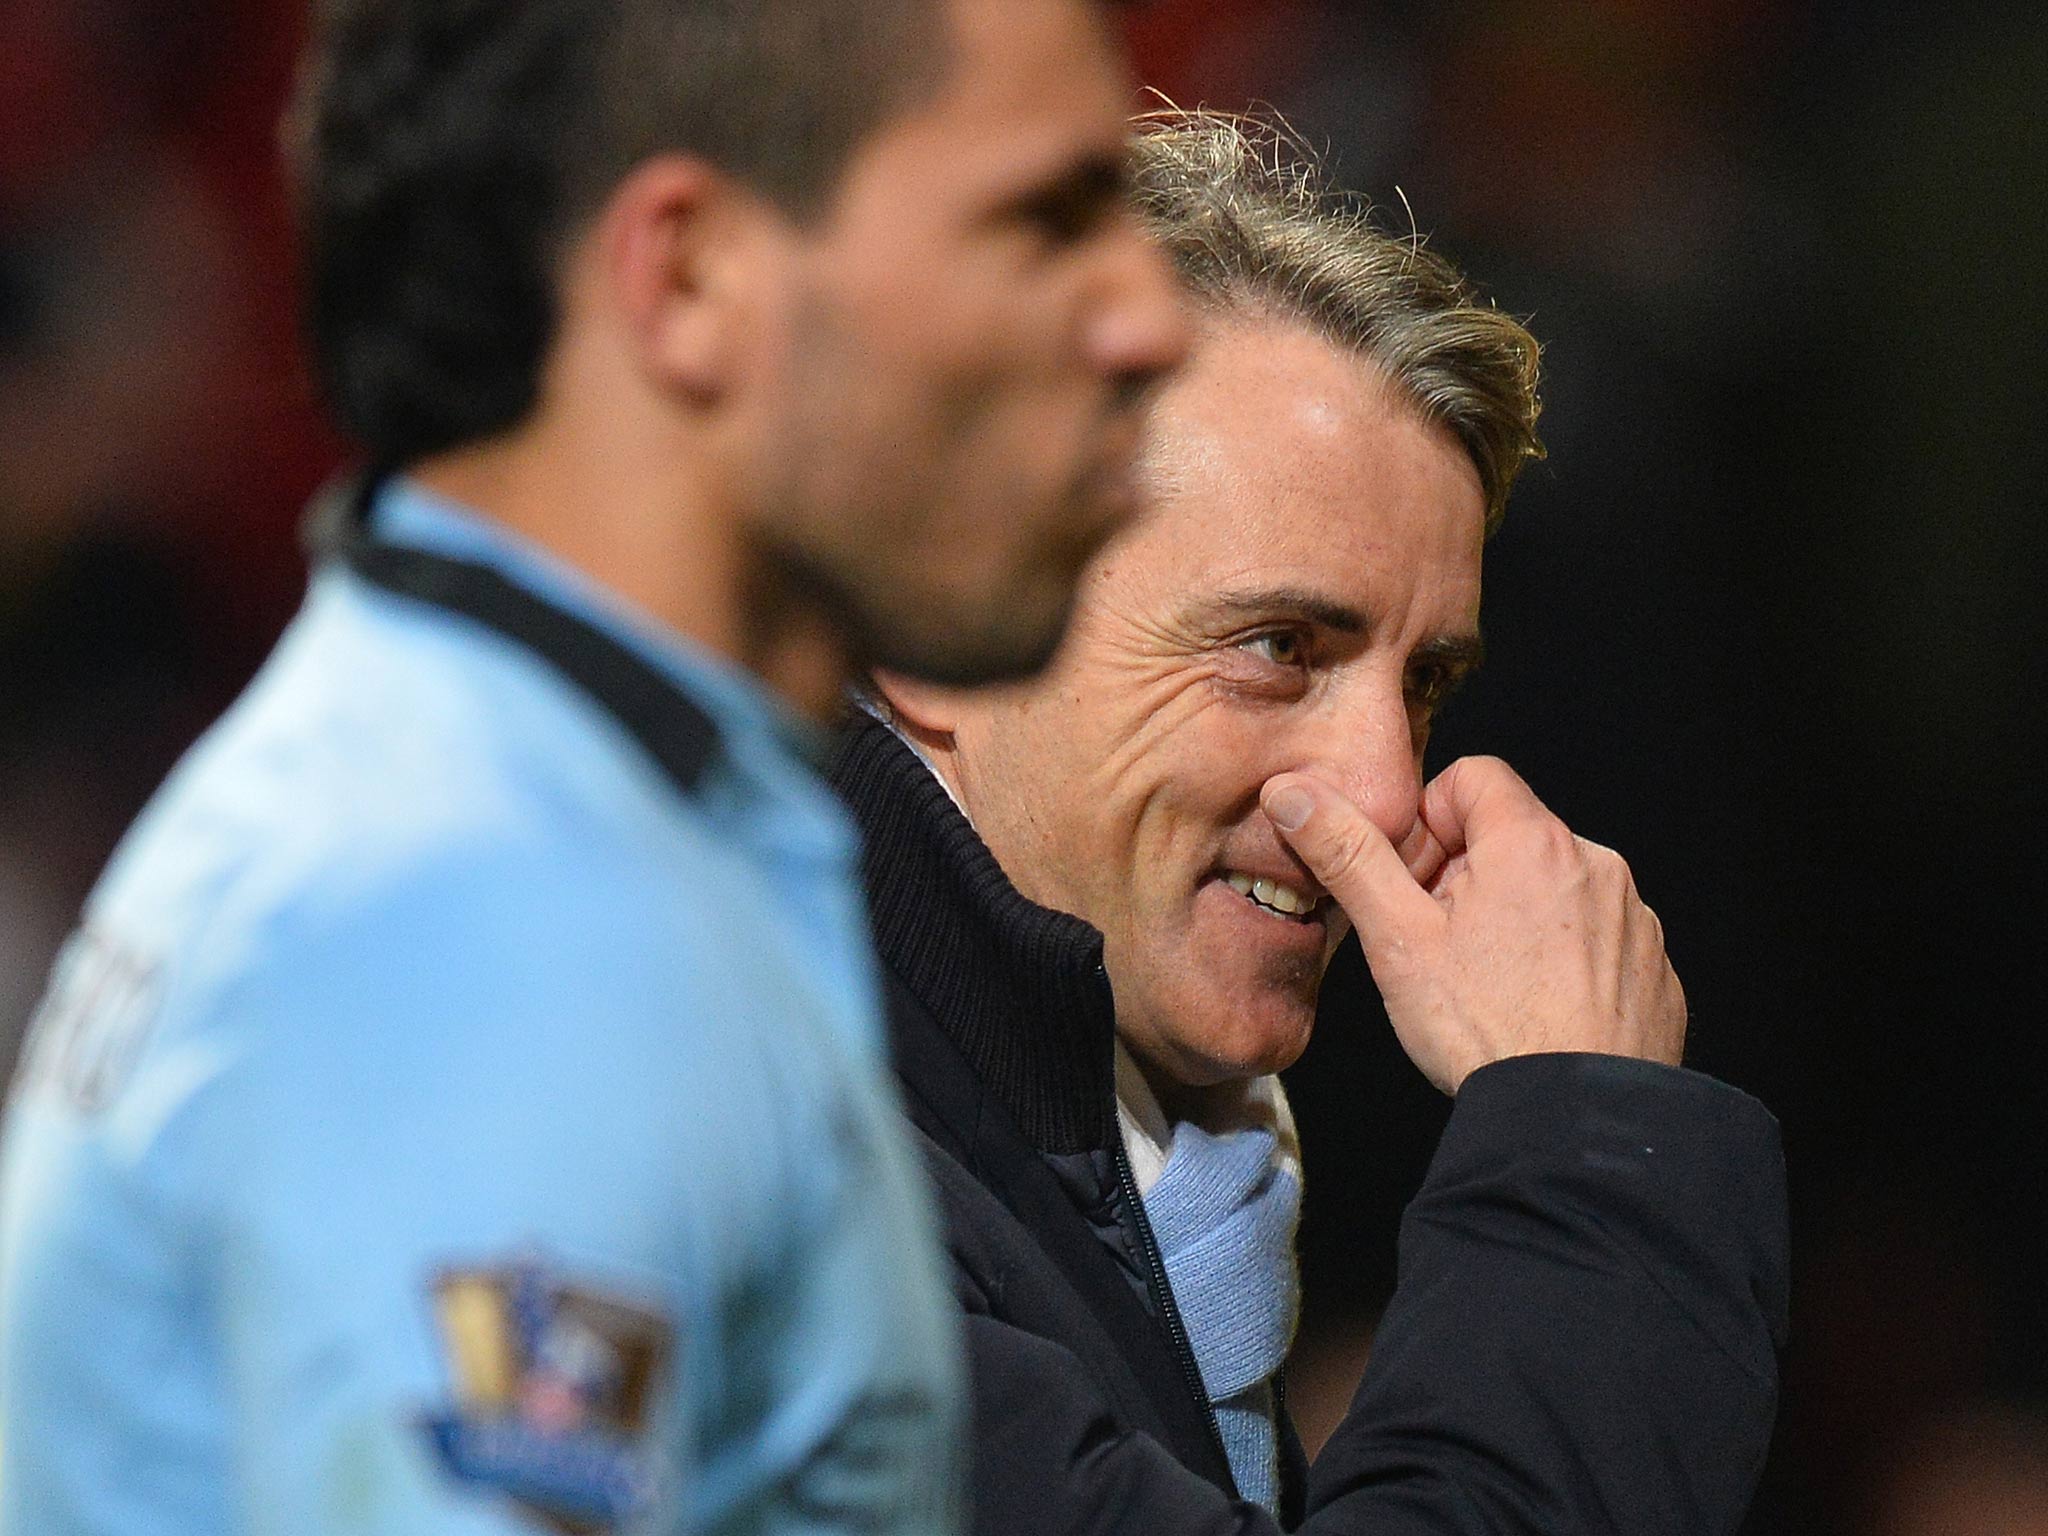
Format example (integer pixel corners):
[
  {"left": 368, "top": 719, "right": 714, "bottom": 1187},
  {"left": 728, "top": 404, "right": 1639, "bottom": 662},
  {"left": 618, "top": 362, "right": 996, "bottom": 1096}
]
[{"left": 1223, "top": 871, "right": 1318, "bottom": 916}]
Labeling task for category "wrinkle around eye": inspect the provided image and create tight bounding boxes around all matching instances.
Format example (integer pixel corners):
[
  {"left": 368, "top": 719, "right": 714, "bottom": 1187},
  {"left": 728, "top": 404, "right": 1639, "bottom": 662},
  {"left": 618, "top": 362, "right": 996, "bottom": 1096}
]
[
  {"left": 1203, "top": 645, "right": 1314, "bottom": 702},
  {"left": 1090, "top": 660, "right": 1237, "bottom": 788}
]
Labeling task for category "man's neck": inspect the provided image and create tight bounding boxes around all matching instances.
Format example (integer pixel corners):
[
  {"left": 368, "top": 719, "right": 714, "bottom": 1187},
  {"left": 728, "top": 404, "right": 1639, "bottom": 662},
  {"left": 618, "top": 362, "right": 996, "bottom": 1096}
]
[{"left": 409, "top": 434, "right": 855, "bottom": 723}]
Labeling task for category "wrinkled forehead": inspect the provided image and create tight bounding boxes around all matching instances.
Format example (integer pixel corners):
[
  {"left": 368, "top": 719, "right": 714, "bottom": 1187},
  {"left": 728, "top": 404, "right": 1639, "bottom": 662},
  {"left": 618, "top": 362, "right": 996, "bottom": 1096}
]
[
  {"left": 1141, "top": 315, "right": 1403, "bottom": 479},
  {"left": 1102, "top": 318, "right": 1486, "bottom": 617}
]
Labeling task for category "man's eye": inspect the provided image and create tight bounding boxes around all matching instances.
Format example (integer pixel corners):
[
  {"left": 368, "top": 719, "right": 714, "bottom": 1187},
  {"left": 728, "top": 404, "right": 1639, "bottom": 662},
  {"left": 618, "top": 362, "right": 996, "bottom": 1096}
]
[
  {"left": 1010, "top": 161, "right": 1126, "bottom": 250},
  {"left": 1241, "top": 630, "right": 1308, "bottom": 667},
  {"left": 1019, "top": 191, "right": 1105, "bottom": 247}
]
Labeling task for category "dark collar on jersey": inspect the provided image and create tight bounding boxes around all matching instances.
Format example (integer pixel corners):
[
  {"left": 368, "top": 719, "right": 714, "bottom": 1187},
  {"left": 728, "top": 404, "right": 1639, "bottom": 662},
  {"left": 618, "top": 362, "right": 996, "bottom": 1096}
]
[{"left": 302, "top": 472, "right": 721, "bottom": 799}]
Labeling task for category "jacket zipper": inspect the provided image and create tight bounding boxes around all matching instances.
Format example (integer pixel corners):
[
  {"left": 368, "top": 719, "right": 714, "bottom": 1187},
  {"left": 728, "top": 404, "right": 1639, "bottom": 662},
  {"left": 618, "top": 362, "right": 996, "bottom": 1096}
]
[{"left": 1111, "top": 1132, "right": 1234, "bottom": 1485}]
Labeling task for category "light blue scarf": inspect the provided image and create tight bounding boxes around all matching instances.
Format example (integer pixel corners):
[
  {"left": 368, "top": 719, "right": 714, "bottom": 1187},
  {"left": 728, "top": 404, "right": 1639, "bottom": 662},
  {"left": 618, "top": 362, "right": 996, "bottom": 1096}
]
[{"left": 1138, "top": 1099, "right": 1303, "bottom": 1512}]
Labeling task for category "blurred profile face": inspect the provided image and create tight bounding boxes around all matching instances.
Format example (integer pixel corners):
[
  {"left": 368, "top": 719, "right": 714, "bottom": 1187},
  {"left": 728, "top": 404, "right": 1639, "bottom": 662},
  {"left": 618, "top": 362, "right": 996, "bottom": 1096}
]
[
  {"left": 751, "top": 0, "right": 1189, "bottom": 685},
  {"left": 924, "top": 314, "right": 1486, "bottom": 1091}
]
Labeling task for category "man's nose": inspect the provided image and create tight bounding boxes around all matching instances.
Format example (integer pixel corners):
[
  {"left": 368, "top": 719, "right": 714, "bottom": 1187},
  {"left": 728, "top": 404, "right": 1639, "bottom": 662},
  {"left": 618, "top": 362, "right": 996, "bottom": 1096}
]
[
  {"left": 1299, "top": 688, "right": 1425, "bottom": 852},
  {"left": 1083, "top": 214, "right": 1190, "bottom": 393}
]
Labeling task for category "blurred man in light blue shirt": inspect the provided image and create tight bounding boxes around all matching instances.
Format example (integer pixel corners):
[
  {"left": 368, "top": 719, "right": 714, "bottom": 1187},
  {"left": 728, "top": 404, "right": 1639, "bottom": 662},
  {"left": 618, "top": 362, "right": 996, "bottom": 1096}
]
[{"left": 0, "top": 0, "right": 1187, "bottom": 1529}]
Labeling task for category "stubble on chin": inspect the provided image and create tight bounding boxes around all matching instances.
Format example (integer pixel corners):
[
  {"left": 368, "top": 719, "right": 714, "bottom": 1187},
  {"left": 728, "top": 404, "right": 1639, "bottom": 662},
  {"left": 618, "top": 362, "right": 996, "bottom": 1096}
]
[
  {"left": 1255, "top": 943, "right": 1328, "bottom": 1006},
  {"left": 1149, "top": 952, "right": 1325, "bottom": 1095}
]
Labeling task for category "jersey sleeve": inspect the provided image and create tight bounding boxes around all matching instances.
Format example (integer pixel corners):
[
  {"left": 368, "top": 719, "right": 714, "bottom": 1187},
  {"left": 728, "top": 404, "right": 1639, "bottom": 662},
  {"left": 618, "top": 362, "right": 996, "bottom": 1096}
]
[
  {"left": 168, "top": 845, "right": 731, "bottom": 1536},
  {"left": 7, "top": 808, "right": 959, "bottom": 1536},
  {"left": 128, "top": 813, "right": 960, "bottom": 1536}
]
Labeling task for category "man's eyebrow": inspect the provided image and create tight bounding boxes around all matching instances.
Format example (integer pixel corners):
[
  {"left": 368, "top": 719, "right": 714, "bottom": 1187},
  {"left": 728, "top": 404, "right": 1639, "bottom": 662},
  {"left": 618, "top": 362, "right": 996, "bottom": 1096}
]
[
  {"left": 1196, "top": 587, "right": 1372, "bottom": 634},
  {"left": 1413, "top": 632, "right": 1487, "bottom": 675}
]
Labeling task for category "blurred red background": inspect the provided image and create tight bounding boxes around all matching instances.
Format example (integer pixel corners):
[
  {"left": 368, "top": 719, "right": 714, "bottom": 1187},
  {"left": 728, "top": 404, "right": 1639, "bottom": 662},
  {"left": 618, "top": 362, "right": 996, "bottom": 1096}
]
[{"left": 3, "top": 4, "right": 2042, "bottom": 1531}]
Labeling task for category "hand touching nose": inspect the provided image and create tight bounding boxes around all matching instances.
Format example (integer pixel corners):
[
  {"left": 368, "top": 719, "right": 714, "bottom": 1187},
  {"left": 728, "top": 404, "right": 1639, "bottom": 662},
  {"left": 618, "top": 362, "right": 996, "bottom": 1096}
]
[{"left": 1261, "top": 756, "right": 1687, "bottom": 1095}]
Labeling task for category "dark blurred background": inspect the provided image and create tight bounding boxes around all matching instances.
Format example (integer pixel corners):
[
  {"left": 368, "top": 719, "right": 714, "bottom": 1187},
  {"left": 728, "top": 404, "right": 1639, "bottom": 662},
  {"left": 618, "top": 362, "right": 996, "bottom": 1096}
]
[{"left": 3, "top": 1, "right": 2043, "bottom": 1530}]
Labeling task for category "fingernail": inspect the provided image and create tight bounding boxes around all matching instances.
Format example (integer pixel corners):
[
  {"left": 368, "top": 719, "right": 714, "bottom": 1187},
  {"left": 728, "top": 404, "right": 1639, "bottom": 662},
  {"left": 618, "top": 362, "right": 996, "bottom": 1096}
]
[{"left": 1265, "top": 783, "right": 1314, "bottom": 832}]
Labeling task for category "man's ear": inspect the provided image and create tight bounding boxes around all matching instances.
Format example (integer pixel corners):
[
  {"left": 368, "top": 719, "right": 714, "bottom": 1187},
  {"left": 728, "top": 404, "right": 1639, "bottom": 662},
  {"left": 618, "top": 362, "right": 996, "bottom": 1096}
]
[
  {"left": 872, "top": 670, "right": 960, "bottom": 745},
  {"left": 595, "top": 154, "right": 790, "bottom": 404}
]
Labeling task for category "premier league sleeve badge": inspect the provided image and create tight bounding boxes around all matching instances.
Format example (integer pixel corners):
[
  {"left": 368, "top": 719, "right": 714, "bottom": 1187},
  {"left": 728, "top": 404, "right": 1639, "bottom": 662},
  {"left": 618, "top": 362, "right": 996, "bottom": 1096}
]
[{"left": 421, "top": 1256, "right": 675, "bottom": 1533}]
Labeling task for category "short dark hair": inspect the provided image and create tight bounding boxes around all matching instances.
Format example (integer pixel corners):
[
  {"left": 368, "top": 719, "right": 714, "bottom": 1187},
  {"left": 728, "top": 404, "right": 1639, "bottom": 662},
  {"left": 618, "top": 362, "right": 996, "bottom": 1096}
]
[
  {"left": 289, "top": 0, "right": 945, "bottom": 468},
  {"left": 1130, "top": 110, "right": 1543, "bottom": 534}
]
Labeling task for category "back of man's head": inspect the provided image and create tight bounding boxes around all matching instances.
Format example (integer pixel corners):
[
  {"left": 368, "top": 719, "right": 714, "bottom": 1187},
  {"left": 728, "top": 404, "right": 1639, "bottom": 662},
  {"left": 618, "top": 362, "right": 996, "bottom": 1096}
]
[{"left": 290, "top": 0, "right": 945, "bottom": 471}]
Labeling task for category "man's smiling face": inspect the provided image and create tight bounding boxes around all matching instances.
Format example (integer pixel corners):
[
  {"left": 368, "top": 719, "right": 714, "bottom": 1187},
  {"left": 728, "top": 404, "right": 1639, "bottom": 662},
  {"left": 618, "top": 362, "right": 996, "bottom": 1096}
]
[{"left": 928, "top": 312, "right": 1487, "bottom": 1093}]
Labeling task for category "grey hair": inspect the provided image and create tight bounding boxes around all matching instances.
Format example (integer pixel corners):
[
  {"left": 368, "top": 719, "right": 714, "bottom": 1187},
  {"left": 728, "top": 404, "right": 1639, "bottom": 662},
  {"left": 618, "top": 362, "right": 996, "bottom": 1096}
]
[{"left": 1129, "top": 109, "right": 1544, "bottom": 533}]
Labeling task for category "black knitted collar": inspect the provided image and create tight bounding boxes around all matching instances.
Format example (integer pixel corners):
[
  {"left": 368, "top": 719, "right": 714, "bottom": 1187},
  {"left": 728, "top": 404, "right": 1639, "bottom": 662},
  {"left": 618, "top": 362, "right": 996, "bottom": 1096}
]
[{"left": 829, "top": 711, "right": 1118, "bottom": 1155}]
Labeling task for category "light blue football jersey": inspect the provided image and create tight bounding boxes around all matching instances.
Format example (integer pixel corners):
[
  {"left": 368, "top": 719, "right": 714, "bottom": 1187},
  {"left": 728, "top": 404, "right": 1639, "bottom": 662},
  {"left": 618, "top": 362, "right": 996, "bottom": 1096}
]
[{"left": 0, "top": 479, "right": 964, "bottom": 1535}]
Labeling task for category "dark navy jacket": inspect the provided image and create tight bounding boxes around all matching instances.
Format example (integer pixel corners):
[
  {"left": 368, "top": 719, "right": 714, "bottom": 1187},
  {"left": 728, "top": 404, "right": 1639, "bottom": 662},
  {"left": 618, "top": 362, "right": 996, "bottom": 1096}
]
[{"left": 832, "top": 713, "right": 1790, "bottom": 1536}]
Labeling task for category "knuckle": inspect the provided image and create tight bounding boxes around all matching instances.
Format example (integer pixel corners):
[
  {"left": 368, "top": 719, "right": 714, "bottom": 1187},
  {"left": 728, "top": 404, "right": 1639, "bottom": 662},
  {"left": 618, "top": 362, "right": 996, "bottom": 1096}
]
[
  {"left": 1576, "top": 835, "right": 1622, "bottom": 870},
  {"left": 1531, "top": 819, "right": 1576, "bottom": 863},
  {"left": 1663, "top": 971, "right": 1690, "bottom": 1044},
  {"left": 1580, "top": 839, "right": 1636, "bottom": 896}
]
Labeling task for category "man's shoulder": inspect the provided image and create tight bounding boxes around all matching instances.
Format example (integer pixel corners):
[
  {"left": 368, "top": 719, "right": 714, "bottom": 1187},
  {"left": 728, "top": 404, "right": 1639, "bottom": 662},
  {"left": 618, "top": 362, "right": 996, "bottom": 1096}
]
[
  {"left": 240, "top": 566, "right": 698, "bottom": 829},
  {"left": 8, "top": 564, "right": 897, "bottom": 1230},
  {"left": 12, "top": 759, "right": 828, "bottom": 1274},
  {"left": 63, "top": 578, "right": 784, "bottom": 1109},
  {"left": 110, "top": 569, "right": 712, "bottom": 923}
]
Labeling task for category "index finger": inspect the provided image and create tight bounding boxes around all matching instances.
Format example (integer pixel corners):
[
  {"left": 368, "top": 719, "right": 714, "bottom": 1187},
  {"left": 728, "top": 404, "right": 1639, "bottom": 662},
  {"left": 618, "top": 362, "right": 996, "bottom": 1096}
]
[{"left": 1394, "top": 814, "right": 1450, "bottom": 886}]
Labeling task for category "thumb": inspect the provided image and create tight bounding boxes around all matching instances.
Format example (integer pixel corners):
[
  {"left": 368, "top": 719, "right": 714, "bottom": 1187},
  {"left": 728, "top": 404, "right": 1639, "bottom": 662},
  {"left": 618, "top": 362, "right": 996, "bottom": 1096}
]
[{"left": 1262, "top": 775, "right": 1442, "bottom": 962}]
